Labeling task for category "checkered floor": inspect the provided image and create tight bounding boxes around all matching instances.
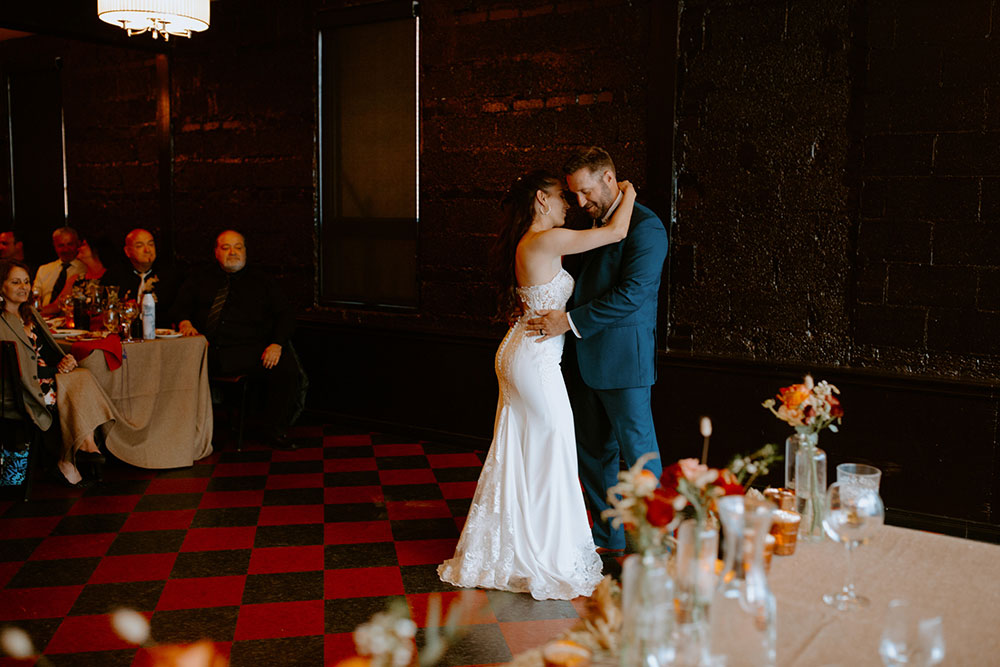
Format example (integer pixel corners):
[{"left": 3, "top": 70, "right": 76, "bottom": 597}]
[{"left": 0, "top": 419, "right": 593, "bottom": 666}]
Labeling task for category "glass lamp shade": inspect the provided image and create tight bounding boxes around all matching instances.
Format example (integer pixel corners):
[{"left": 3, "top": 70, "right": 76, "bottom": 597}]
[{"left": 98, "top": 0, "right": 210, "bottom": 39}]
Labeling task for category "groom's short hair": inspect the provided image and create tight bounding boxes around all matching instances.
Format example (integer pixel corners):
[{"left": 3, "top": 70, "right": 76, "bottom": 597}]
[{"left": 563, "top": 146, "right": 616, "bottom": 177}]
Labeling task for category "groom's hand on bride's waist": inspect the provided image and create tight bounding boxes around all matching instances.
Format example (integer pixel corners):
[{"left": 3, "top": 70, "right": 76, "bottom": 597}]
[{"left": 527, "top": 309, "right": 571, "bottom": 342}]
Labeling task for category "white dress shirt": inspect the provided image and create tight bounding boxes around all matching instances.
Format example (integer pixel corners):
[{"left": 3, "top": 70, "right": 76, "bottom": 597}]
[{"left": 33, "top": 258, "right": 86, "bottom": 306}]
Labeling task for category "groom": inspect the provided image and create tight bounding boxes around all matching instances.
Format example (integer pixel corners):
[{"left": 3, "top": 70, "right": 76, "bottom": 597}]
[{"left": 528, "top": 146, "right": 669, "bottom": 551}]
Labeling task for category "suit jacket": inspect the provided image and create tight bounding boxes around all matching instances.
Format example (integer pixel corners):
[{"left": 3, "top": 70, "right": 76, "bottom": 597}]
[
  {"left": 102, "top": 261, "right": 181, "bottom": 327},
  {"left": 34, "top": 259, "right": 86, "bottom": 306},
  {"left": 567, "top": 202, "right": 669, "bottom": 390},
  {"left": 171, "top": 265, "right": 296, "bottom": 373},
  {"left": 0, "top": 307, "right": 62, "bottom": 431}
]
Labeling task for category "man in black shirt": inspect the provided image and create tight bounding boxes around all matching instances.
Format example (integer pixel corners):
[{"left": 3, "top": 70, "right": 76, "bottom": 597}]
[
  {"left": 173, "top": 230, "right": 306, "bottom": 450},
  {"left": 103, "top": 228, "right": 180, "bottom": 326}
]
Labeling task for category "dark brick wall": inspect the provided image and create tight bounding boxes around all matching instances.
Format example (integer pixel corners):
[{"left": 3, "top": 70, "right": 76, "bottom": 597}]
[
  {"left": 856, "top": 0, "right": 1000, "bottom": 378},
  {"left": 672, "top": 0, "right": 856, "bottom": 365},
  {"left": 0, "top": 36, "right": 157, "bottom": 259},
  {"left": 168, "top": 1, "right": 316, "bottom": 308},
  {"left": 316, "top": 0, "right": 655, "bottom": 333},
  {"left": 674, "top": 0, "right": 1000, "bottom": 381}
]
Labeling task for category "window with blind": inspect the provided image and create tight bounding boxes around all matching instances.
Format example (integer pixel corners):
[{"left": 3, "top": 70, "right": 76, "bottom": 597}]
[{"left": 318, "top": 1, "right": 419, "bottom": 308}]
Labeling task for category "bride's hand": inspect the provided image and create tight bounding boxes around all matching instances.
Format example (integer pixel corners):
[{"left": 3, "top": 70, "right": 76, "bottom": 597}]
[{"left": 618, "top": 180, "right": 636, "bottom": 201}]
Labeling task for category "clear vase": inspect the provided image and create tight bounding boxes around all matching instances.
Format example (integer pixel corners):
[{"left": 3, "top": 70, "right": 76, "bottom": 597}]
[
  {"left": 786, "top": 433, "right": 827, "bottom": 541},
  {"left": 708, "top": 495, "right": 777, "bottom": 667},
  {"left": 672, "top": 518, "right": 718, "bottom": 666},
  {"left": 619, "top": 549, "right": 676, "bottom": 667}
]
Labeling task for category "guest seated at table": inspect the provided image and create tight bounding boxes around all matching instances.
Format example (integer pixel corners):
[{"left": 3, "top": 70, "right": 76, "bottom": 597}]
[
  {"left": 0, "top": 229, "right": 25, "bottom": 263},
  {"left": 37, "top": 234, "right": 114, "bottom": 318},
  {"left": 103, "top": 228, "right": 179, "bottom": 327},
  {"left": 34, "top": 226, "right": 85, "bottom": 307},
  {"left": 172, "top": 230, "right": 307, "bottom": 450},
  {"left": 0, "top": 259, "right": 103, "bottom": 487}
]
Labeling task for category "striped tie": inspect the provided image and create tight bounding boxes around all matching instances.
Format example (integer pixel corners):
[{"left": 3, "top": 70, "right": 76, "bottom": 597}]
[{"left": 204, "top": 279, "right": 229, "bottom": 335}]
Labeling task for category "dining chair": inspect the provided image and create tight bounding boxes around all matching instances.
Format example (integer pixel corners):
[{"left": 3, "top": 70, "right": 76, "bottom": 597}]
[{"left": 0, "top": 341, "right": 43, "bottom": 501}]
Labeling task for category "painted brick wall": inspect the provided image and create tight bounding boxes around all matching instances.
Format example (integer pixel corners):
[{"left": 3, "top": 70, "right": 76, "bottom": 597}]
[
  {"left": 673, "top": 0, "right": 1000, "bottom": 380},
  {"left": 855, "top": 0, "right": 1000, "bottom": 377}
]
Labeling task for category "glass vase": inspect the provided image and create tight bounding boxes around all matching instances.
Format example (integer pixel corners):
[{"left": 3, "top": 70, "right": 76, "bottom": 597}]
[
  {"left": 708, "top": 495, "right": 777, "bottom": 667},
  {"left": 619, "top": 549, "right": 676, "bottom": 667},
  {"left": 790, "top": 435, "right": 827, "bottom": 541},
  {"left": 672, "top": 518, "right": 718, "bottom": 666}
]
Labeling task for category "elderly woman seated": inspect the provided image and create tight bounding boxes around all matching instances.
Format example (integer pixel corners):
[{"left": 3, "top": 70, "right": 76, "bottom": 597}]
[{"left": 0, "top": 259, "right": 103, "bottom": 487}]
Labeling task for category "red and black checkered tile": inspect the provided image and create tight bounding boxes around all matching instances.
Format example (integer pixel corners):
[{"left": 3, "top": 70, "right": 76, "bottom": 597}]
[{"left": 0, "top": 421, "right": 589, "bottom": 666}]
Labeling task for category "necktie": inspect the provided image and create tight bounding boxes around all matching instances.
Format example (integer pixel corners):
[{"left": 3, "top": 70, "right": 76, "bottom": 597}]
[
  {"left": 50, "top": 262, "right": 71, "bottom": 301},
  {"left": 205, "top": 278, "right": 230, "bottom": 336}
]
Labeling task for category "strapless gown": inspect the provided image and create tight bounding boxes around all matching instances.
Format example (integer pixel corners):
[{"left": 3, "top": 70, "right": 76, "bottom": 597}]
[{"left": 438, "top": 268, "right": 603, "bottom": 600}]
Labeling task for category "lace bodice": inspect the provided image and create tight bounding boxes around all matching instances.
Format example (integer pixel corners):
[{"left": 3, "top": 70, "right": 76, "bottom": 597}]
[{"left": 516, "top": 268, "right": 574, "bottom": 313}]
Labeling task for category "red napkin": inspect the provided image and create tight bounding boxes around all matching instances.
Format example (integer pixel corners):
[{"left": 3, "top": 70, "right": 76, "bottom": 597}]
[{"left": 70, "top": 335, "right": 124, "bottom": 371}]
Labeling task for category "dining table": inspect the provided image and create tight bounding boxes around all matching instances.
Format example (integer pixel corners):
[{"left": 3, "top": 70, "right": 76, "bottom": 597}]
[
  {"left": 507, "top": 523, "right": 1000, "bottom": 666},
  {"left": 769, "top": 523, "right": 1000, "bottom": 665},
  {"left": 54, "top": 333, "right": 214, "bottom": 468}
]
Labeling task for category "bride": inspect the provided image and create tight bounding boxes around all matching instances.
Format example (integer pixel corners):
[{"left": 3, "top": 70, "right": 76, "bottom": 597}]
[{"left": 438, "top": 169, "right": 636, "bottom": 600}]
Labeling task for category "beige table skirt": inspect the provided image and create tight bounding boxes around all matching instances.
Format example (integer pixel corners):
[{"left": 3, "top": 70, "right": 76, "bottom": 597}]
[{"left": 55, "top": 335, "right": 213, "bottom": 468}]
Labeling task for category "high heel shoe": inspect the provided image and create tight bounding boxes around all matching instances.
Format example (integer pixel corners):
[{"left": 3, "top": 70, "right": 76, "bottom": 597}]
[
  {"left": 75, "top": 450, "right": 106, "bottom": 482},
  {"left": 50, "top": 467, "right": 93, "bottom": 489}
]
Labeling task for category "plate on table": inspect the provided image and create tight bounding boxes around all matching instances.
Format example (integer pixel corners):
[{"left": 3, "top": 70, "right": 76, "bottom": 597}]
[
  {"left": 46, "top": 317, "right": 66, "bottom": 329},
  {"left": 156, "top": 329, "right": 182, "bottom": 339},
  {"left": 52, "top": 329, "right": 88, "bottom": 339},
  {"left": 66, "top": 331, "right": 108, "bottom": 342}
]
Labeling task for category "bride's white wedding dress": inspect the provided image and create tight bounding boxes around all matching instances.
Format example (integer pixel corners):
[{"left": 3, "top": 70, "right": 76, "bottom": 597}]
[{"left": 438, "top": 268, "right": 603, "bottom": 600}]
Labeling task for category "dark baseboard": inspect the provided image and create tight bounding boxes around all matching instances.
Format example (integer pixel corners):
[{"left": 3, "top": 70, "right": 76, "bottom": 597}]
[
  {"left": 885, "top": 508, "right": 1000, "bottom": 545},
  {"left": 293, "top": 321, "right": 1000, "bottom": 529}
]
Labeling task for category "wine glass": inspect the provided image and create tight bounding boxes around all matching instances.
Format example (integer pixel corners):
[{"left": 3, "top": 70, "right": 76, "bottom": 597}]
[
  {"left": 879, "top": 599, "right": 945, "bottom": 666},
  {"left": 101, "top": 306, "right": 119, "bottom": 337},
  {"left": 822, "top": 481, "right": 884, "bottom": 610},
  {"left": 119, "top": 300, "right": 139, "bottom": 342}
]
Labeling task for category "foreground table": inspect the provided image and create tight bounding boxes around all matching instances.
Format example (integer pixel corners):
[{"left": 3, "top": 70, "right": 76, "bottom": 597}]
[
  {"left": 507, "top": 524, "right": 1000, "bottom": 666},
  {"left": 55, "top": 335, "right": 213, "bottom": 468},
  {"left": 770, "top": 524, "right": 1000, "bottom": 665}
]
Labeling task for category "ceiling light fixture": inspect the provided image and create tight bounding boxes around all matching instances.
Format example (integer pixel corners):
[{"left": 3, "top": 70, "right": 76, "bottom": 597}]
[{"left": 97, "top": 0, "right": 210, "bottom": 41}]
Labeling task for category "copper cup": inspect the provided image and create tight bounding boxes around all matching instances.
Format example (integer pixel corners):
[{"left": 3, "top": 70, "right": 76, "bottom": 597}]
[
  {"left": 771, "top": 509, "right": 801, "bottom": 556},
  {"left": 764, "top": 487, "right": 796, "bottom": 511}
]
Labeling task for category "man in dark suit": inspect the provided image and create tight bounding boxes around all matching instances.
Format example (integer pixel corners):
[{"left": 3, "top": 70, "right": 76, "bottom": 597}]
[
  {"left": 528, "top": 146, "right": 669, "bottom": 552},
  {"left": 172, "top": 230, "right": 306, "bottom": 450},
  {"left": 102, "top": 228, "right": 180, "bottom": 327}
]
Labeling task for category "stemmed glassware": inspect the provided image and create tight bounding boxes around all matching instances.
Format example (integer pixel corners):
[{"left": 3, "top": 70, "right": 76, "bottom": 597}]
[
  {"left": 821, "top": 481, "right": 884, "bottom": 610},
  {"left": 119, "top": 300, "right": 139, "bottom": 342},
  {"left": 101, "top": 306, "right": 119, "bottom": 337}
]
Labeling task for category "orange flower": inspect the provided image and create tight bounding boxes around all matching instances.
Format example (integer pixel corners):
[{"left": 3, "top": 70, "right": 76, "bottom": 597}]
[{"left": 777, "top": 383, "right": 810, "bottom": 409}]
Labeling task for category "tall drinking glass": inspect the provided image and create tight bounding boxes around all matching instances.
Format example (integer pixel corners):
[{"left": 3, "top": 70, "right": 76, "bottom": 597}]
[
  {"left": 879, "top": 599, "right": 945, "bottom": 666},
  {"left": 837, "top": 463, "right": 882, "bottom": 492},
  {"left": 822, "top": 481, "right": 884, "bottom": 610}
]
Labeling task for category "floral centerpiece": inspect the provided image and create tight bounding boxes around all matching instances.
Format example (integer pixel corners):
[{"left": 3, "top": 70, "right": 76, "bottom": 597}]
[
  {"left": 762, "top": 375, "right": 844, "bottom": 539},
  {"left": 602, "top": 452, "right": 764, "bottom": 555},
  {"left": 762, "top": 375, "right": 843, "bottom": 435}
]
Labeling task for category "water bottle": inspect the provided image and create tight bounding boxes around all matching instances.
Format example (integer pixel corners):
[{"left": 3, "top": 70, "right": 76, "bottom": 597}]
[{"left": 141, "top": 293, "right": 156, "bottom": 340}]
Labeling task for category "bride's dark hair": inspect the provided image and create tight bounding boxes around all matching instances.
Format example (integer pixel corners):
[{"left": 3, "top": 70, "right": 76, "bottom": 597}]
[{"left": 492, "top": 169, "right": 563, "bottom": 322}]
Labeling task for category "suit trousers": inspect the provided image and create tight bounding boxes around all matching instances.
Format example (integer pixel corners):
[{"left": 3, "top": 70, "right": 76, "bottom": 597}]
[
  {"left": 567, "top": 365, "right": 661, "bottom": 550},
  {"left": 209, "top": 344, "right": 305, "bottom": 440}
]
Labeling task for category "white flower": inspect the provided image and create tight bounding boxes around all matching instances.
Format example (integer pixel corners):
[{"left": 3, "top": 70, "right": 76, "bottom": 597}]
[
  {"left": 0, "top": 627, "right": 34, "bottom": 659},
  {"left": 111, "top": 608, "right": 150, "bottom": 645}
]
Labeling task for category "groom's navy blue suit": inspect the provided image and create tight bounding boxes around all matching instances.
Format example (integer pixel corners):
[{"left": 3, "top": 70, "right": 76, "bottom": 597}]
[{"left": 564, "top": 201, "right": 668, "bottom": 550}]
